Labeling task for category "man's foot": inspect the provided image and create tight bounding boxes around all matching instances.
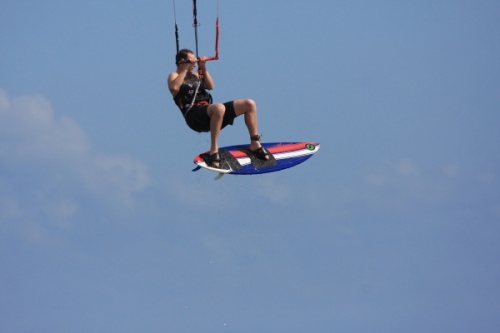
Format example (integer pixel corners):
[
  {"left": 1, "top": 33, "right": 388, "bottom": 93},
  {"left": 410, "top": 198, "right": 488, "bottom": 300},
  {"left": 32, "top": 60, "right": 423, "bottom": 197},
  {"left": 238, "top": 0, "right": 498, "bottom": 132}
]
[
  {"left": 249, "top": 134, "right": 270, "bottom": 161},
  {"left": 249, "top": 146, "right": 270, "bottom": 160},
  {"left": 209, "top": 152, "right": 221, "bottom": 168}
]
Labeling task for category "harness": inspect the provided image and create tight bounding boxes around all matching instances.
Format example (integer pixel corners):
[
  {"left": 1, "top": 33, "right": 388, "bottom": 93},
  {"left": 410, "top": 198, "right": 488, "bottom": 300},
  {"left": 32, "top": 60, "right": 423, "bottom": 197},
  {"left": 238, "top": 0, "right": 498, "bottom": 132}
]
[{"left": 174, "top": 73, "right": 212, "bottom": 117}]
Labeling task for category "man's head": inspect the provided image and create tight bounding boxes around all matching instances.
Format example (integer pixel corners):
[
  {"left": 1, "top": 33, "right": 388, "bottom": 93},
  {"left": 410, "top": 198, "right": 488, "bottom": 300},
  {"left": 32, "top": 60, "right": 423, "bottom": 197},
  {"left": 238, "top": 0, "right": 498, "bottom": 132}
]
[{"left": 176, "top": 48, "right": 196, "bottom": 65}]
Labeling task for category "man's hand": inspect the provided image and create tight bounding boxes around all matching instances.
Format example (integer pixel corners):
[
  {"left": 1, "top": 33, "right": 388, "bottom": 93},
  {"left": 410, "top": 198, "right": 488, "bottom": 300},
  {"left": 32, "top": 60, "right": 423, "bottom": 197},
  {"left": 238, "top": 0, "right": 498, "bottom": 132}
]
[{"left": 197, "top": 57, "right": 208, "bottom": 70}]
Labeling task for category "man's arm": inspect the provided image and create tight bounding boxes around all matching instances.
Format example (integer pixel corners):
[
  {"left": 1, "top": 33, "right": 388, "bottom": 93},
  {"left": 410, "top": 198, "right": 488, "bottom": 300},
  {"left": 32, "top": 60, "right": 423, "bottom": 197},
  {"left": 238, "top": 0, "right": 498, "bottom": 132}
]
[{"left": 168, "top": 69, "right": 188, "bottom": 96}]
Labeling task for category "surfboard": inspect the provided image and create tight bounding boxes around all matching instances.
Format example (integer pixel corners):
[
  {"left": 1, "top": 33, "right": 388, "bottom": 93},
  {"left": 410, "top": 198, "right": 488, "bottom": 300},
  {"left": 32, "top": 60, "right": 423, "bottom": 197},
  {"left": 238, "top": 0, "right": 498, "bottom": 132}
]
[{"left": 193, "top": 142, "right": 320, "bottom": 179}]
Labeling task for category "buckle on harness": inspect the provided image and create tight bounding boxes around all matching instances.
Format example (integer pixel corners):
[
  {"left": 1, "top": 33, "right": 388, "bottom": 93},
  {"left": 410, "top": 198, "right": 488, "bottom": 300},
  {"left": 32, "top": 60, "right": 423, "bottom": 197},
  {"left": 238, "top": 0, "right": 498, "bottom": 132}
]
[{"left": 182, "top": 100, "right": 209, "bottom": 118}]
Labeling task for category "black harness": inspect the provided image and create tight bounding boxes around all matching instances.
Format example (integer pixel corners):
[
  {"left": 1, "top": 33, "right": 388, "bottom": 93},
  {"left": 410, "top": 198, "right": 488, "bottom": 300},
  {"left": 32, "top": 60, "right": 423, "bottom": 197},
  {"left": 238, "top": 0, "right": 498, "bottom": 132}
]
[{"left": 173, "top": 72, "right": 213, "bottom": 117}]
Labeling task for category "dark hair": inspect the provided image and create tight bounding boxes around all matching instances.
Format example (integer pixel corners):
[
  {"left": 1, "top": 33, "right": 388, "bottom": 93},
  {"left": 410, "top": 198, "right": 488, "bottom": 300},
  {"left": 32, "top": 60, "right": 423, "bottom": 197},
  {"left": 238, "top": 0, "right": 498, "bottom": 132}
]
[{"left": 176, "top": 48, "right": 194, "bottom": 65}]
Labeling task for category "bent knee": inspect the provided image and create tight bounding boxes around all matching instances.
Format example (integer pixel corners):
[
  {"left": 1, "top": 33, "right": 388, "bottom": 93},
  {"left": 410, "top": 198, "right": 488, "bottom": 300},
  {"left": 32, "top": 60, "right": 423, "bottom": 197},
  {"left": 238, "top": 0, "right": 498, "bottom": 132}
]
[
  {"left": 243, "top": 99, "right": 256, "bottom": 109},
  {"left": 235, "top": 99, "right": 256, "bottom": 114},
  {"left": 209, "top": 103, "right": 226, "bottom": 117}
]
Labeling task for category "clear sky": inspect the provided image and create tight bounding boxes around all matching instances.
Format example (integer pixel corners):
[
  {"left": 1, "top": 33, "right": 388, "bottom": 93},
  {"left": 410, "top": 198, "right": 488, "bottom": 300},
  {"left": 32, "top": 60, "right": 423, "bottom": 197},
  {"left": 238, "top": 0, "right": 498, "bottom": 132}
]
[{"left": 1, "top": 0, "right": 499, "bottom": 332}]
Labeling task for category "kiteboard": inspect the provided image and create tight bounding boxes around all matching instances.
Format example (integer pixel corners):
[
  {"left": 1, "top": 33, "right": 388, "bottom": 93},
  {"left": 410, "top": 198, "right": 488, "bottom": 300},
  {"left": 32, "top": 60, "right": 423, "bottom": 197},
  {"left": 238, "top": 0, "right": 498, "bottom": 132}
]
[{"left": 193, "top": 141, "right": 320, "bottom": 179}]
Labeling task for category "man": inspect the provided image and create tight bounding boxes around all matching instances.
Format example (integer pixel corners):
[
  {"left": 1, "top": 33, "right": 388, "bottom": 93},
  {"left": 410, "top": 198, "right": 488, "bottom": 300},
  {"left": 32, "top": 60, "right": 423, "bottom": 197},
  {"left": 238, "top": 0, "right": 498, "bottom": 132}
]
[{"left": 168, "top": 49, "right": 269, "bottom": 168}]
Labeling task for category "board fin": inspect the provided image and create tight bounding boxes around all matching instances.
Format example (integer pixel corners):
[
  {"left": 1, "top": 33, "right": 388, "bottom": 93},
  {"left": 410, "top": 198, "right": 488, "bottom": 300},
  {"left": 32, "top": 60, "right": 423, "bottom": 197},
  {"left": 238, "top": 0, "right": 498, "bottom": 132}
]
[
  {"left": 193, "top": 164, "right": 226, "bottom": 180},
  {"left": 214, "top": 172, "right": 225, "bottom": 180}
]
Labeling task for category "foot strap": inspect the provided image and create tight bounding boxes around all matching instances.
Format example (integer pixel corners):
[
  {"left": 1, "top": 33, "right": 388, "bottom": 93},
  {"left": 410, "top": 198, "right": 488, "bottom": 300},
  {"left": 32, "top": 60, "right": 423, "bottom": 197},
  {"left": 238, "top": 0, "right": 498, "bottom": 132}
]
[{"left": 250, "top": 146, "right": 270, "bottom": 160}]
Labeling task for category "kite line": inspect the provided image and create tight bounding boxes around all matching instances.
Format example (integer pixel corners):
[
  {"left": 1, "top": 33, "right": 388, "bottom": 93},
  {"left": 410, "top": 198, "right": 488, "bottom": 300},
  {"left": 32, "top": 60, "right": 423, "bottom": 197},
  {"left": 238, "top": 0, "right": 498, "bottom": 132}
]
[{"left": 173, "top": 0, "right": 220, "bottom": 62}]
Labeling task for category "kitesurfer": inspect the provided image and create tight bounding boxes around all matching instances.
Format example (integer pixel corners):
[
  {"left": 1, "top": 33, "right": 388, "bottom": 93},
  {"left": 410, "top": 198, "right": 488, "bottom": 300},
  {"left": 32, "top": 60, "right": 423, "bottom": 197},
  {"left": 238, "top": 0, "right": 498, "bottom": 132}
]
[{"left": 168, "top": 48, "right": 269, "bottom": 168}]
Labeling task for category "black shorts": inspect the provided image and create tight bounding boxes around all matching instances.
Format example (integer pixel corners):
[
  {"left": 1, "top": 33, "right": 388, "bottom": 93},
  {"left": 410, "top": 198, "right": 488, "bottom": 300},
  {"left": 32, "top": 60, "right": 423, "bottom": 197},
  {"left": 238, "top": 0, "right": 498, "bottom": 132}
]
[{"left": 184, "top": 101, "right": 237, "bottom": 133}]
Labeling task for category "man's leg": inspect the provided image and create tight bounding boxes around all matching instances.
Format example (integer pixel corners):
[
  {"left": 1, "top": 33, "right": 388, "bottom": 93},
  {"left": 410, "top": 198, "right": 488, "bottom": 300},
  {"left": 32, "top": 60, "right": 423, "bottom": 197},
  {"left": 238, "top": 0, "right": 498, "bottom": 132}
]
[
  {"left": 233, "top": 99, "right": 269, "bottom": 159},
  {"left": 207, "top": 103, "right": 226, "bottom": 167}
]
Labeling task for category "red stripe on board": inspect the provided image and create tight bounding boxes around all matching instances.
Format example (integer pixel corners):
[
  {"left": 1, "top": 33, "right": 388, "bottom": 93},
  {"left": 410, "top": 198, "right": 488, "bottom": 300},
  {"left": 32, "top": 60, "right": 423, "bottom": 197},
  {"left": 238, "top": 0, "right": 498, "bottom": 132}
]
[
  {"left": 226, "top": 142, "right": 316, "bottom": 157},
  {"left": 267, "top": 142, "right": 317, "bottom": 154}
]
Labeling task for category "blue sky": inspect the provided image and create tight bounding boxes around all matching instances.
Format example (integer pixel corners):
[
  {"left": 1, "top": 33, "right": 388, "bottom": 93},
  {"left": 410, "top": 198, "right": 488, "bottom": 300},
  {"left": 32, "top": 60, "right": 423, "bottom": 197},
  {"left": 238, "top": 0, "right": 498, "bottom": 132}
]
[{"left": 1, "top": 0, "right": 499, "bottom": 332}]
